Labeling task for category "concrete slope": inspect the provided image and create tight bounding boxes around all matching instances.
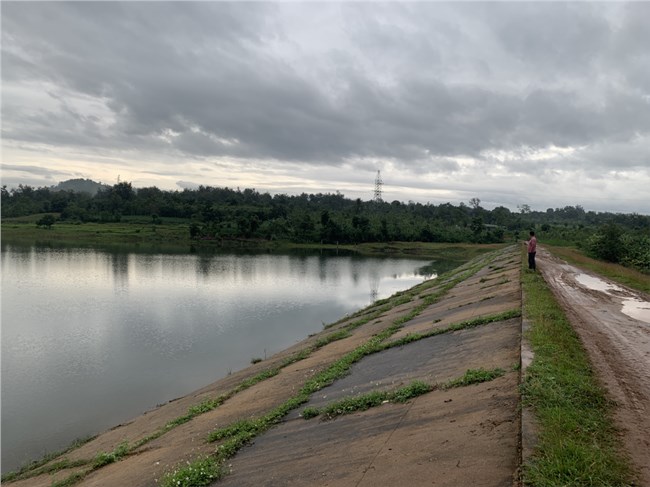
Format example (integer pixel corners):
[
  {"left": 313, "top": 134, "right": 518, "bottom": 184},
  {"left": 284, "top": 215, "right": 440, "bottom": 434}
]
[{"left": 8, "top": 245, "right": 522, "bottom": 487}]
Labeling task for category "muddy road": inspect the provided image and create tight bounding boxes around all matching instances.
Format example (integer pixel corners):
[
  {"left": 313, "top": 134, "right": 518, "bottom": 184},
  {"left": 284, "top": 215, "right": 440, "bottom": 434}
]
[{"left": 537, "top": 247, "right": 650, "bottom": 485}]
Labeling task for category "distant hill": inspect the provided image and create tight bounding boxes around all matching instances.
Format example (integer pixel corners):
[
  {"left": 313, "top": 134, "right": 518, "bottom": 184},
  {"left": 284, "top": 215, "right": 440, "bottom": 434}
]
[{"left": 51, "top": 178, "right": 110, "bottom": 196}]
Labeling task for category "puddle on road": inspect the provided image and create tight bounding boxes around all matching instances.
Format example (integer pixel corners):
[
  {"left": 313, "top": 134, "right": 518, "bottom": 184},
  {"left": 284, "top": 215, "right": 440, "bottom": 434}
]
[
  {"left": 575, "top": 273, "right": 650, "bottom": 323},
  {"left": 622, "top": 298, "right": 650, "bottom": 324},
  {"left": 575, "top": 274, "right": 624, "bottom": 294}
]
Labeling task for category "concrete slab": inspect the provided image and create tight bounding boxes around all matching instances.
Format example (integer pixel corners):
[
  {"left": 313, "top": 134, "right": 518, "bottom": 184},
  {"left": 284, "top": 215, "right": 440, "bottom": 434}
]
[
  {"left": 298, "top": 318, "right": 520, "bottom": 415},
  {"left": 219, "top": 374, "right": 519, "bottom": 487}
]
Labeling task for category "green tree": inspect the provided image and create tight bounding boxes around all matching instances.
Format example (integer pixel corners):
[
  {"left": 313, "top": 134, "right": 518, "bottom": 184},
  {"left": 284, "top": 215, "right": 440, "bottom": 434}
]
[
  {"left": 587, "top": 223, "right": 624, "bottom": 263},
  {"left": 189, "top": 222, "right": 202, "bottom": 239},
  {"left": 36, "top": 214, "right": 57, "bottom": 229}
]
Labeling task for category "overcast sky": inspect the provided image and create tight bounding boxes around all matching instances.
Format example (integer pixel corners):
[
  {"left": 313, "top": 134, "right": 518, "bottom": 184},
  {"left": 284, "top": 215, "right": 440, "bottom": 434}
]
[{"left": 2, "top": 2, "right": 649, "bottom": 214}]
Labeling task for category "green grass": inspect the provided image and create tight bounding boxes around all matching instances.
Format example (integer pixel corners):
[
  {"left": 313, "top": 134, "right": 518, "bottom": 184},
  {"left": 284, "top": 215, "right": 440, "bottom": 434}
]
[
  {"left": 442, "top": 367, "right": 505, "bottom": 389},
  {"left": 1, "top": 221, "right": 506, "bottom": 259},
  {"left": 0, "top": 436, "right": 95, "bottom": 483},
  {"left": 161, "top": 456, "right": 223, "bottom": 487},
  {"left": 385, "top": 308, "right": 521, "bottom": 349},
  {"left": 92, "top": 441, "right": 129, "bottom": 468},
  {"left": 521, "top": 251, "right": 634, "bottom": 486},
  {"left": 307, "top": 381, "right": 433, "bottom": 420},
  {"left": 51, "top": 472, "right": 88, "bottom": 487},
  {"left": 301, "top": 368, "right": 505, "bottom": 421}
]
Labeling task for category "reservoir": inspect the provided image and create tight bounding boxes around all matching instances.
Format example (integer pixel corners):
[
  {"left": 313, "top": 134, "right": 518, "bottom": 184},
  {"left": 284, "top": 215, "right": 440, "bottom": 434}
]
[{"left": 1, "top": 243, "right": 450, "bottom": 473}]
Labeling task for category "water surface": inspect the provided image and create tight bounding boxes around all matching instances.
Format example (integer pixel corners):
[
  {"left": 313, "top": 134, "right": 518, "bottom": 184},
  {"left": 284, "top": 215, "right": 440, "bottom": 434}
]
[{"left": 1, "top": 243, "right": 448, "bottom": 472}]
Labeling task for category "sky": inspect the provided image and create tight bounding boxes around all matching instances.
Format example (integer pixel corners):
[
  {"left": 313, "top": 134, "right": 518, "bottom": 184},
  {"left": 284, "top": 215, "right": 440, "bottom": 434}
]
[{"left": 1, "top": 2, "right": 649, "bottom": 214}]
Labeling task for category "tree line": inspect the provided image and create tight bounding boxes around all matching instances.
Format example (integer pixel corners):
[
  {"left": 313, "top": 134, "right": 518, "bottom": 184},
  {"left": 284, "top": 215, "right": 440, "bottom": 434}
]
[{"left": 2, "top": 182, "right": 649, "bottom": 272}]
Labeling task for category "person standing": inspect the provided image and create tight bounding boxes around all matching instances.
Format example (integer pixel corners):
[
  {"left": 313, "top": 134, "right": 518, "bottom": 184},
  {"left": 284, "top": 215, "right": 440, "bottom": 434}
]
[{"left": 527, "top": 231, "right": 537, "bottom": 271}]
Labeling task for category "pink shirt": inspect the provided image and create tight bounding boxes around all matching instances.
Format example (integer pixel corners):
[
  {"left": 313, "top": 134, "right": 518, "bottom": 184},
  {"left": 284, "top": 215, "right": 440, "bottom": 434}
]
[{"left": 527, "top": 236, "right": 537, "bottom": 253}]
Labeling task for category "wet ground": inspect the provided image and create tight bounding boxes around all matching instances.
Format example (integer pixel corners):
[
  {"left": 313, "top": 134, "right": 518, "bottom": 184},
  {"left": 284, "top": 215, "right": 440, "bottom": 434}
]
[{"left": 537, "top": 247, "right": 650, "bottom": 486}]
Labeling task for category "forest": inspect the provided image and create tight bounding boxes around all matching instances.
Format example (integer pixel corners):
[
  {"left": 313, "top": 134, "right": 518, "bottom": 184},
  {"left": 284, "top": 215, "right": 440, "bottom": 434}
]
[{"left": 2, "top": 181, "right": 649, "bottom": 273}]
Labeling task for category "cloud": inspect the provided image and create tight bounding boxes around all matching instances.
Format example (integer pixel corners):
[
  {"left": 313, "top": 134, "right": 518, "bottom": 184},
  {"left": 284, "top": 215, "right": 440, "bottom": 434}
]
[
  {"left": 1, "top": 163, "right": 66, "bottom": 178},
  {"left": 1, "top": 2, "right": 648, "bottom": 214},
  {"left": 176, "top": 181, "right": 201, "bottom": 190}
]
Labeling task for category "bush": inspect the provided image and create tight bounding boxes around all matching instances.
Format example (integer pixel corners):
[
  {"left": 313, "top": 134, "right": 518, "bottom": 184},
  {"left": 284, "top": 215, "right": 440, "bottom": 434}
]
[
  {"left": 586, "top": 223, "right": 624, "bottom": 263},
  {"left": 36, "top": 214, "right": 56, "bottom": 229}
]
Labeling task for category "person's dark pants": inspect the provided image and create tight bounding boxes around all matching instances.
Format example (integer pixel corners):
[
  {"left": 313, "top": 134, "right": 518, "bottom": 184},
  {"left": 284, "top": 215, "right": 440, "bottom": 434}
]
[{"left": 528, "top": 252, "right": 536, "bottom": 270}]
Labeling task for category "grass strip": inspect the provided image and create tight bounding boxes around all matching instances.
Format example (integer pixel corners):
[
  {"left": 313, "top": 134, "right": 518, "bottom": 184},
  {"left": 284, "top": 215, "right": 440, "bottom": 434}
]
[
  {"left": 521, "top": 251, "right": 634, "bottom": 486},
  {"left": 385, "top": 308, "right": 521, "bottom": 349},
  {"left": 0, "top": 458, "right": 91, "bottom": 484},
  {"left": 51, "top": 471, "right": 88, "bottom": 487},
  {"left": 442, "top": 367, "right": 505, "bottom": 389},
  {"left": 0, "top": 437, "right": 95, "bottom": 483},
  {"left": 302, "top": 368, "right": 505, "bottom": 420},
  {"left": 303, "top": 380, "right": 433, "bottom": 420},
  {"left": 160, "top": 457, "right": 223, "bottom": 487},
  {"left": 91, "top": 441, "right": 130, "bottom": 469}
]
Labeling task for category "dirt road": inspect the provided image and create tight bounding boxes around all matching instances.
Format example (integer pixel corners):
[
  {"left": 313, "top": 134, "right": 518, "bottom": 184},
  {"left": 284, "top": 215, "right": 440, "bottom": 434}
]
[{"left": 537, "top": 247, "right": 650, "bottom": 485}]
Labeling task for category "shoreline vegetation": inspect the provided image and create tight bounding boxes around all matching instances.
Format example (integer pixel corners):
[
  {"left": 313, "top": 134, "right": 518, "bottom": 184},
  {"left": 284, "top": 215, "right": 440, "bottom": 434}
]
[
  {"left": 0, "top": 219, "right": 505, "bottom": 260},
  {"left": 2, "top": 218, "right": 647, "bottom": 293},
  {"left": 2, "top": 180, "right": 649, "bottom": 274}
]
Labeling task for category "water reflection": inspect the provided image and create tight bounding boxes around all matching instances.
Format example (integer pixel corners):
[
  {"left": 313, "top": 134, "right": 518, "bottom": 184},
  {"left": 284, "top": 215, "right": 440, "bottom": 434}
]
[{"left": 1, "top": 243, "right": 442, "bottom": 473}]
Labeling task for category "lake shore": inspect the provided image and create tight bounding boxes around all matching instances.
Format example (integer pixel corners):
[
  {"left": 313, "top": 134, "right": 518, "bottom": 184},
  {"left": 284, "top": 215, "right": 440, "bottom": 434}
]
[
  {"left": 5, "top": 245, "right": 524, "bottom": 486},
  {"left": 1, "top": 219, "right": 505, "bottom": 260}
]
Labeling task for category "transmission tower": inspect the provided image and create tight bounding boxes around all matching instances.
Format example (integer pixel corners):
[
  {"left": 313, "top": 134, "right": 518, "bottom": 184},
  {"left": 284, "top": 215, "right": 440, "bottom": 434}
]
[{"left": 373, "top": 170, "right": 383, "bottom": 202}]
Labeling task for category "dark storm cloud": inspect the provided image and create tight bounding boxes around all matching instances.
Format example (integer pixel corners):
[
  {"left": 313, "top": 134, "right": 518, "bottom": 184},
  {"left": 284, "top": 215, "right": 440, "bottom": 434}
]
[{"left": 1, "top": 1, "right": 649, "bottom": 210}]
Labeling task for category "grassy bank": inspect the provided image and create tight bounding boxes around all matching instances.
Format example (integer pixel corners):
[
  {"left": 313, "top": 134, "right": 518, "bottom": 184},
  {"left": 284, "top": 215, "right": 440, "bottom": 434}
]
[
  {"left": 546, "top": 244, "right": 650, "bottom": 294},
  {"left": 1, "top": 219, "right": 191, "bottom": 247},
  {"left": 1, "top": 219, "right": 505, "bottom": 260},
  {"left": 521, "top": 252, "right": 634, "bottom": 486}
]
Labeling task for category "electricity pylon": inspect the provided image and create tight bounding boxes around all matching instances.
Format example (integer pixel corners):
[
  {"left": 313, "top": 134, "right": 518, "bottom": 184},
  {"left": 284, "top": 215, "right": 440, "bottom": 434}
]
[{"left": 374, "top": 170, "right": 383, "bottom": 202}]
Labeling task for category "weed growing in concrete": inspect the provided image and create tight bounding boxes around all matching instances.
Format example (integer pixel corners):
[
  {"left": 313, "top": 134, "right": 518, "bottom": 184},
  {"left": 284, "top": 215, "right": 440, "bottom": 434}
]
[
  {"left": 301, "top": 369, "right": 506, "bottom": 421},
  {"left": 384, "top": 308, "right": 521, "bottom": 350},
  {"left": 314, "top": 329, "right": 351, "bottom": 348},
  {"left": 442, "top": 368, "right": 505, "bottom": 389},
  {"left": 50, "top": 472, "right": 87, "bottom": 487},
  {"left": 301, "top": 407, "right": 320, "bottom": 419},
  {"left": 92, "top": 441, "right": 130, "bottom": 468},
  {"left": 391, "top": 380, "right": 432, "bottom": 402},
  {"left": 161, "top": 456, "right": 222, "bottom": 487},
  {"left": 320, "top": 390, "right": 388, "bottom": 419}
]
